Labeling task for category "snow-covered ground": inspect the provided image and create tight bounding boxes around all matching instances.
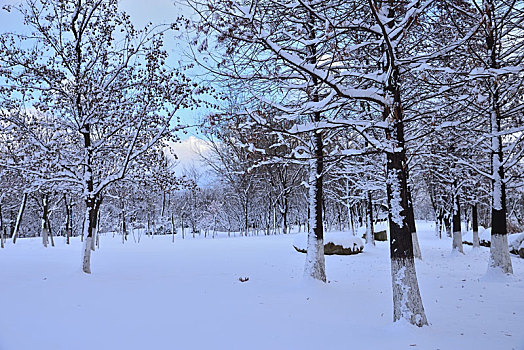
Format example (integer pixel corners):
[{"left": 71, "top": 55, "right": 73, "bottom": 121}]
[{"left": 0, "top": 221, "right": 523, "bottom": 350}]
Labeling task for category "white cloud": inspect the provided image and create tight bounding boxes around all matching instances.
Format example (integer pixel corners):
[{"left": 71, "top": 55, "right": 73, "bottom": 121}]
[{"left": 165, "top": 136, "right": 210, "bottom": 171}]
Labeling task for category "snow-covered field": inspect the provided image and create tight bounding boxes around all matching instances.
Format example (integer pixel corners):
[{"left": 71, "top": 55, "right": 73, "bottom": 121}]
[{"left": 1, "top": 221, "right": 523, "bottom": 350}]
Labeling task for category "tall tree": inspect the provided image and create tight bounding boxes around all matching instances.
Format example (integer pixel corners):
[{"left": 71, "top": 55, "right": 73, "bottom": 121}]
[
  {"left": 440, "top": 0, "right": 524, "bottom": 273},
  {"left": 0, "top": 0, "right": 199, "bottom": 273}
]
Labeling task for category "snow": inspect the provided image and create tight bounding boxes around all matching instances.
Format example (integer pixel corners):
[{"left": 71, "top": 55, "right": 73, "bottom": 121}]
[
  {"left": 462, "top": 226, "right": 492, "bottom": 245},
  {"left": 0, "top": 221, "right": 523, "bottom": 350},
  {"left": 463, "top": 227, "right": 524, "bottom": 253},
  {"left": 294, "top": 231, "right": 364, "bottom": 252},
  {"left": 508, "top": 232, "right": 524, "bottom": 252},
  {"left": 386, "top": 169, "right": 405, "bottom": 228}
]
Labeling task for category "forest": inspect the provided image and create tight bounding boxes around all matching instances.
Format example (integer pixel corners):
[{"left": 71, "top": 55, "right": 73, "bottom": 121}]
[{"left": 0, "top": 0, "right": 523, "bottom": 349}]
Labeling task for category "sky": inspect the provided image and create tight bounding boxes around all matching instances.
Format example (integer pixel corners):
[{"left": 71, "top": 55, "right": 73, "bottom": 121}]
[
  {"left": 0, "top": 0, "right": 191, "bottom": 32},
  {"left": 166, "top": 135, "right": 211, "bottom": 175}
]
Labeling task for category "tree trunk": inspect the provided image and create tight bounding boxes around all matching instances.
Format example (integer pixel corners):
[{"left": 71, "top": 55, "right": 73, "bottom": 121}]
[
  {"left": 273, "top": 205, "right": 277, "bottom": 235},
  {"left": 303, "top": 20, "right": 325, "bottom": 282},
  {"left": 407, "top": 187, "right": 421, "bottom": 259},
  {"left": 64, "top": 194, "right": 71, "bottom": 245},
  {"left": 245, "top": 198, "right": 249, "bottom": 237},
  {"left": 465, "top": 206, "right": 470, "bottom": 232},
  {"left": 304, "top": 129, "right": 326, "bottom": 282},
  {"left": 444, "top": 215, "right": 452, "bottom": 238},
  {"left": 0, "top": 204, "right": 4, "bottom": 248},
  {"left": 346, "top": 179, "right": 353, "bottom": 234},
  {"left": 282, "top": 197, "right": 288, "bottom": 234},
  {"left": 161, "top": 191, "right": 166, "bottom": 218},
  {"left": 386, "top": 149, "right": 427, "bottom": 326},
  {"left": 452, "top": 185, "right": 463, "bottom": 253},
  {"left": 47, "top": 216, "right": 55, "bottom": 247},
  {"left": 365, "top": 191, "right": 375, "bottom": 246},
  {"left": 489, "top": 116, "right": 512, "bottom": 273},
  {"left": 92, "top": 198, "right": 101, "bottom": 251},
  {"left": 484, "top": 1, "right": 512, "bottom": 274},
  {"left": 82, "top": 195, "right": 100, "bottom": 274},
  {"left": 384, "top": 64, "right": 427, "bottom": 326},
  {"left": 266, "top": 201, "right": 271, "bottom": 236},
  {"left": 213, "top": 216, "right": 217, "bottom": 238},
  {"left": 42, "top": 194, "right": 49, "bottom": 248},
  {"left": 121, "top": 201, "right": 127, "bottom": 244},
  {"left": 171, "top": 212, "right": 176, "bottom": 243},
  {"left": 349, "top": 206, "right": 357, "bottom": 236},
  {"left": 472, "top": 204, "right": 480, "bottom": 248},
  {"left": 81, "top": 122, "right": 100, "bottom": 273},
  {"left": 181, "top": 216, "right": 185, "bottom": 239},
  {"left": 435, "top": 210, "right": 442, "bottom": 239},
  {"left": 12, "top": 193, "right": 28, "bottom": 244},
  {"left": 9, "top": 210, "right": 14, "bottom": 239},
  {"left": 96, "top": 211, "right": 100, "bottom": 249}
]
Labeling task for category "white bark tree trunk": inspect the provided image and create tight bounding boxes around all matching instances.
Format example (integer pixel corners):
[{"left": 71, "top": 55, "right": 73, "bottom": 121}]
[
  {"left": 12, "top": 193, "right": 28, "bottom": 244},
  {"left": 484, "top": 0, "right": 512, "bottom": 274},
  {"left": 365, "top": 192, "right": 375, "bottom": 247},
  {"left": 472, "top": 204, "right": 480, "bottom": 248},
  {"left": 82, "top": 207, "right": 92, "bottom": 273},
  {"left": 82, "top": 236, "right": 93, "bottom": 274},
  {"left": 452, "top": 183, "right": 463, "bottom": 254},
  {"left": 304, "top": 156, "right": 326, "bottom": 282},
  {"left": 412, "top": 232, "right": 422, "bottom": 259},
  {"left": 489, "top": 234, "right": 512, "bottom": 273},
  {"left": 391, "top": 257, "right": 428, "bottom": 326},
  {"left": 452, "top": 229, "right": 463, "bottom": 253},
  {"left": 488, "top": 113, "right": 512, "bottom": 273},
  {"left": 42, "top": 222, "right": 49, "bottom": 248},
  {"left": 42, "top": 195, "right": 49, "bottom": 248},
  {"left": 48, "top": 219, "right": 55, "bottom": 247},
  {"left": 472, "top": 230, "right": 480, "bottom": 248}
]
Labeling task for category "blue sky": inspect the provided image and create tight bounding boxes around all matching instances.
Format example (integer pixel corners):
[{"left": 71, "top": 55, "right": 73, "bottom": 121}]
[{"left": 0, "top": 0, "right": 191, "bottom": 35}]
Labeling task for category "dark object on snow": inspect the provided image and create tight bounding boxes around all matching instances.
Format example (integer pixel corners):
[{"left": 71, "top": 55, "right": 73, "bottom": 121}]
[
  {"left": 239, "top": 277, "right": 249, "bottom": 282},
  {"left": 374, "top": 230, "right": 387, "bottom": 241},
  {"left": 463, "top": 240, "right": 490, "bottom": 247},
  {"left": 508, "top": 233, "right": 524, "bottom": 258},
  {"left": 509, "top": 244, "right": 524, "bottom": 258},
  {"left": 293, "top": 242, "right": 363, "bottom": 255}
]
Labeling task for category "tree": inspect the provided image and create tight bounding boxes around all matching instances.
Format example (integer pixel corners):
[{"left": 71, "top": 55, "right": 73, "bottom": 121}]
[
  {"left": 0, "top": 0, "right": 199, "bottom": 273},
  {"left": 470, "top": 0, "right": 522, "bottom": 274},
  {"left": 188, "top": 0, "right": 433, "bottom": 323},
  {"left": 435, "top": 0, "right": 524, "bottom": 273}
]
